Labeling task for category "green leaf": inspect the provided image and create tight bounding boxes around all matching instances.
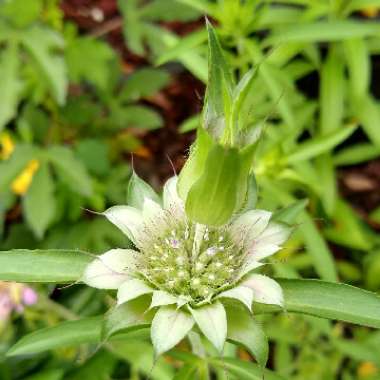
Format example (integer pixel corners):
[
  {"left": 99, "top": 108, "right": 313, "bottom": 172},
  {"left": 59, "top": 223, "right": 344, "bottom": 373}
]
[
  {"left": 298, "top": 211, "right": 338, "bottom": 281},
  {"left": 0, "top": 249, "right": 92, "bottom": 282},
  {"left": 103, "top": 297, "right": 154, "bottom": 340},
  {"left": 21, "top": 26, "right": 67, "bottom": 105},
  {"left": 66, "top": 351, "right": 117, "bottom": 380},
  {"left": 121, "top": 68, "right": 170, "bottom": 101},
  {"left": 320, "top": 46, "right": 344, "bottom": 134},
  {"left": 354, "top": 95, "right": 380, "bottom": 147},
  {"left": 226, "top": 305, "right": 268, "bottom": 367},
  {"left": 112, "top": 340, "right": 174, "bottom": 380},
  {"left": 258, "top": 279, "right": 380, "bottom": 329},
  {"left": 24, "top": 370, "right": 64, "bottom": 380},
  {"left": 7, "top": 317, "right": 102, "bottom": 356},
  {"left": 179, "top": 114, "right": 200, "bottom": 133},
  {"left": 272, "top": 199, "right": 308, "bottom": 224},
  {"left": 344, "top": 38, "right": 369, "bottom": 98},
  {"left": 172, "top": 364, "right": 198, "bottom": 380},
  {"left": 156, "top": 29, "right": 207, "bottom": 66},
  {"left": 47, "top": 146, "right": 93, "bottom": 197},
  {"left": 0, "top": 144, "right": 36, "bottom": 190},
  {"left": 334, "top": 143, "right": 380, "bottom": 166},
  {"left": 141, "top": 0, "right": 201, "bottom": 22},
  {"left": 0, "top": 44, "right": 23, "bottom": 130},
  {"left": 23, "top": 163, "right": 56, "bottom": 238},
  {"left": 267, "top": 21, "right": 380, "bottom": 44},
  {"left": 123, "top": 105, "right": 163, "bottom": 130},
  {"left": 66, "top": 37, "right": 116, "bottom": 91},
  {"left": 324, "top": 199, "right": 373, "bottom": 251},
  {"left": 210, "top": 358, "right": 285, "bottom": 380},
  {"left": 286, "top": 125, "right": 356, "bottom": 163},
  {"left": 0, "top": 0, "right": 42, "bottom": 27},
  {"left": 76, "top": 139, "right": 110, "bottom": 177}
]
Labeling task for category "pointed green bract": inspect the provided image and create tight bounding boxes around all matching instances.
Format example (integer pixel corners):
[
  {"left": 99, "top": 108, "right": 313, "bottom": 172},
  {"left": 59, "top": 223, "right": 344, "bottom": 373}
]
[
  {"left": 102, "top": 297, "right": 154, "bottom": 340},
  {"left": 127, "top": 171, "right": 161, "bottom": 209},
  {"left": 185, "top": 144, "right": 240, "bottom": 225},
  {"left": 190, "top": 301, "right": 227, "bottom": 353},
  {"left": 204, "top": 20, "right": 233, "bottom": 140},
  {"left": 177, "top": 127, "right": 214, "bottom": 200},
  {"left": 226, "top": 305, "right": 268, "bottom": 367}
]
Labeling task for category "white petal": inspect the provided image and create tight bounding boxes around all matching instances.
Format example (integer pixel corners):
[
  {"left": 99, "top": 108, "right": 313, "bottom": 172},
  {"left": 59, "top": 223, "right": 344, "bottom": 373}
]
[
  {"left": 230, "top": 210, "right": 272, "bottom": 248},
  {"left": 242, "top": 274, "right": 284, "bottom": 307},
  {"left": 142, "top": 198, "right": 169, "bottom": 236},
  {"left": 82, "top": 249, "right": 137, "bottom": 289},
  {"left": 237, "top": 258, "right": 265, "bottom": 280},
  {"left": 249, "top": 243, "right": 281, "bottom": 261},
  {"left": 150, "top": 290, "right": 178, "bottom": 308},
  {"left": 103, "top": 206, "right": 144, "bottom": 245},
  {"left": 117, "top": 278, "right": 153, "bottom": 305},
  {"left": 190, "top": 301, "right": 227, "bottom": 353},
  {"left": 163, "top": 176, "right": 185, "bottom": 219},
  {"left": 151, "top": 306, "right": 194, "bottom": 356},
  {"left": 217, "top": 286, "right": 254, "bottom": 312},
  {"left": 256, "top": 222, "right": 292, "bottom": 248}
]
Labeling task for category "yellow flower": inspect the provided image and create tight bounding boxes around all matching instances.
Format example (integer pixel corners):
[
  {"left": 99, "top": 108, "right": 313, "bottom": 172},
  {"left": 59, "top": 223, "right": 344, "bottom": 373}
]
[
  {"left": 0, "top": 133, "right": 15, "bottom": 160},
  {"left": 11, "top": 160, "right": 40, "bottom": 195},
  {"left": 358, "top": 361, "right": 378, "bottom": 378}
]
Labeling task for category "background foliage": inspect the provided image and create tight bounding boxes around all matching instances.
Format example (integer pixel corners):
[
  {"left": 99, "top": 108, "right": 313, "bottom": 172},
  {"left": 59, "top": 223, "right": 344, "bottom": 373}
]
[{"left": 1, "top": 0, "right": 380, "bottom": 379}]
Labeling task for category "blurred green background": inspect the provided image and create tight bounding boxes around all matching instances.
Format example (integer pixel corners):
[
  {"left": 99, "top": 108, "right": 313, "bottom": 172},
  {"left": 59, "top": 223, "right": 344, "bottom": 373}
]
[{"left": 1, "top": 0, "right": 380, "bottom": 379}]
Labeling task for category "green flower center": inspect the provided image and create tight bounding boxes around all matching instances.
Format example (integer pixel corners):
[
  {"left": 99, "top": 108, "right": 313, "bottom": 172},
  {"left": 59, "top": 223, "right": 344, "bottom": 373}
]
[{"left": 137, "top": 222, "right": 244, "bottom": 302}]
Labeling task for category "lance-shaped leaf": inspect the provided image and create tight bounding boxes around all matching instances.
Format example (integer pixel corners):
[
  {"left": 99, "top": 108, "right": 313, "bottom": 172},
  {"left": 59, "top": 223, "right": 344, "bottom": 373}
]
[
  {"left": 256, "top": 279, "right": 380, "bottom": 329},
  {"left": 272, "top": 199, "right": 308, "bottom": 224},
  {"left": 210, "top": 357, "right": 286, "bottom": 380},
  {"left": 226, "top": 305, "right": 268, "bottom": 367},
  {"left": 286, "top": 124, "right": 357, "bottom": 163},
  {"left": 0, "top": 249, "right": 92, "bottom": 283},
  {"left": 151, "top": 306, "right": 194, "bottom": 357},
  {"left": 7, "top": 317, "right": 102, "bottom": 356}
]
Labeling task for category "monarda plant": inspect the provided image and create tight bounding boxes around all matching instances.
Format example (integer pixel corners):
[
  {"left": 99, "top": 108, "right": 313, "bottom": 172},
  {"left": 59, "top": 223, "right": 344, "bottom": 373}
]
[{"left": 2, "top": 22, "right": 380, "bottom": 378}]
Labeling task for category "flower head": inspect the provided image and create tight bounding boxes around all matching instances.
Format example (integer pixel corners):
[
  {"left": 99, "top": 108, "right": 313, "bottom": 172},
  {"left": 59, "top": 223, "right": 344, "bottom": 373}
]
[
  {"left": 83, "top": 176, "right": 291, "bottom": 355},
  {"left": 0, "top": 282, "right": 38, "bottom": 325}
]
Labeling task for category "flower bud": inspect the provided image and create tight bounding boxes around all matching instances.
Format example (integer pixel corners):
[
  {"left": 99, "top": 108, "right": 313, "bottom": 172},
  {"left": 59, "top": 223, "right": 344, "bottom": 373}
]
[{"left": 177, "top": 22, "right": 261, "bottom": 226}]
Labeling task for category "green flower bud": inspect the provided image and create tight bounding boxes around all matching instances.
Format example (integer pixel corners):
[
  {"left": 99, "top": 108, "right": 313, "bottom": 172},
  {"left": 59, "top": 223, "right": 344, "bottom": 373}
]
[{"left": 177, "top": 22, "right": 261, "bottom": 226}]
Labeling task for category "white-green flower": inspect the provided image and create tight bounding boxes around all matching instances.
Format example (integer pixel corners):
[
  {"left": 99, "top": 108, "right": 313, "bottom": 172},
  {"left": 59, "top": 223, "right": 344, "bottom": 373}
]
[{"left": 83, "top": 176, "right": 291, "bottom": 356}]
